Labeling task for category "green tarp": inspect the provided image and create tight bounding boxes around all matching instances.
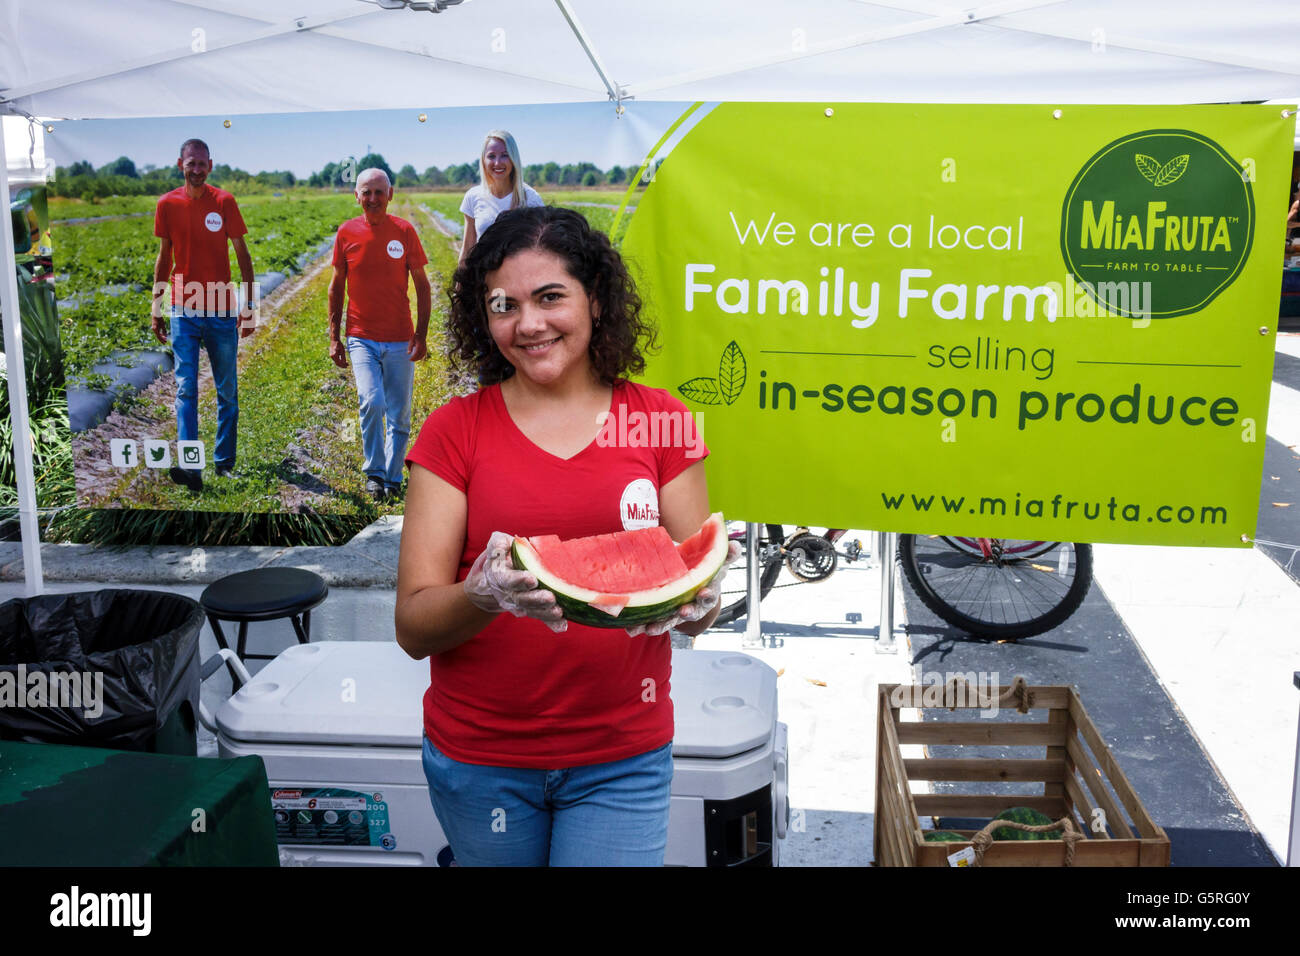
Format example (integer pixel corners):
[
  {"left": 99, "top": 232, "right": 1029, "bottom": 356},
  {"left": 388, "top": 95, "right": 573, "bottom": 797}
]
[{"left": 0, "top": 740, "right": 279, "bottom": 866}]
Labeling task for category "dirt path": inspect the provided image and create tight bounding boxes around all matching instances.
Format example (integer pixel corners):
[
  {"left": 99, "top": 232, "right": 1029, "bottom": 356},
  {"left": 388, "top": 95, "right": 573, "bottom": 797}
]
[{"left": 406, "top": 200, "right": 478, "bottom": 398}]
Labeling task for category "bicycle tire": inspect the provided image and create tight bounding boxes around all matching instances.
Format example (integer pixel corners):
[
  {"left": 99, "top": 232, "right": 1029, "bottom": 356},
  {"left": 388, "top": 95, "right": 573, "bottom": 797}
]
[
  {"left": 941, "top": 537, "right": 1060, "bottom": 561},
  {"left": 714, "top": 523, "right": 785, "bottom": 626},
  {"left": 897, "top": 534, "right": 1093, "bottom": 639}
]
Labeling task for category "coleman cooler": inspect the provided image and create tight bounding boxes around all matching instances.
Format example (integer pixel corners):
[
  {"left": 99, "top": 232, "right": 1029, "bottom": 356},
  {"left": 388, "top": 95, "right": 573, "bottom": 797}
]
[{"left": 215, "top": 642, "right": 787, "bottom": 866}]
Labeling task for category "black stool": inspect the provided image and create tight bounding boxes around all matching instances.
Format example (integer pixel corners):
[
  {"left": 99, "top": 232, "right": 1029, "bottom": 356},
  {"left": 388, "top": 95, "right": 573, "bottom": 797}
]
[{"left": 200, "top": 568, "right": 328, "bottom": 689}]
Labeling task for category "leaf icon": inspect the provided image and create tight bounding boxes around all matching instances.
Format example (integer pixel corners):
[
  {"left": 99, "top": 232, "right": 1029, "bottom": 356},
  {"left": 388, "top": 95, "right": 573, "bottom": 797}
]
[
  {"left": 1154, "top": 154, "right": 1189, "bottom": 187},
  {"left": 718, "top": 340, "right": 747, "bottom": 405},
  {"left": 678, "top": 376, "right": 724, "bottom": 405},
  {"left": 1135, "top": 153, "right": 1161, "bottom": 184}
]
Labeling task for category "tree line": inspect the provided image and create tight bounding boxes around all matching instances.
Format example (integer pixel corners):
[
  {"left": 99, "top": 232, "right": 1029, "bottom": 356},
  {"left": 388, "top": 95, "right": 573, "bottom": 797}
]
[{"left": 51, "top": 151, "right": 642, "bottom": 201}]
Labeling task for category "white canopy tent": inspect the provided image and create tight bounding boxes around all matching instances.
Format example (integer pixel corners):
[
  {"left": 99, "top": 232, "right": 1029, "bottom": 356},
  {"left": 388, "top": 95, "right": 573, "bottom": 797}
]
[
  {"left": 3, "top": 0, "right": 1299, "bottom": 117},
  {"left": 2, "top": 0, "right": 1299, "bottom": 594}
]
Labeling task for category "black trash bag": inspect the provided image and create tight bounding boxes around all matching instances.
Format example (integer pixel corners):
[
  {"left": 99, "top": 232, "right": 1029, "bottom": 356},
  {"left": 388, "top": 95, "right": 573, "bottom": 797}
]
[{"left": 0, "top": 589, "right": 204, "bottom": 754}]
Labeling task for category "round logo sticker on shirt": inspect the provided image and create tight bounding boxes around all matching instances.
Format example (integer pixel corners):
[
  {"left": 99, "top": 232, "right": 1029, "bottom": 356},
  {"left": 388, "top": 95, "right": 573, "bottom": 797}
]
[
  {"left": 204, "top": 211, "right": 223, "bottom": 232},
  {"left": 386, "top": 239, "right": 405, "bottom": 259},
  {"left": 619, "top": 479, "right": 660, "bottom": 530}
]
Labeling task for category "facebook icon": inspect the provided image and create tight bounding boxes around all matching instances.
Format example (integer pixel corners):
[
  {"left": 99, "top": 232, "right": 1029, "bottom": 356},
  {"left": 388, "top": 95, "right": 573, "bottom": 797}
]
[{"left": 110, "top": 439, "right": 139, "bottom": 469}]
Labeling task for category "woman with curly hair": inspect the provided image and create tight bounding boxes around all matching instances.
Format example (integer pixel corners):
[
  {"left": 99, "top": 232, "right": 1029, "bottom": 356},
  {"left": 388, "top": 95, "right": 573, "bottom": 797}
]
[{"left": 396, "top": 205, "right": 735, "bottom": 866}]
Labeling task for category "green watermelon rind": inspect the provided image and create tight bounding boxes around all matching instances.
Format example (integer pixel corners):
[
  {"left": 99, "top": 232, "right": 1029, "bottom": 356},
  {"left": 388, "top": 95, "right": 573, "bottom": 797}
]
[
  {"left": 992, "top": 806, "right": 1061, "bottom": 841},
  {"left": 510, "top": 514, "right": 729, "bottom": 629},
  {"left": 923, "top": 830, "right": 968, "bottom": 843}
]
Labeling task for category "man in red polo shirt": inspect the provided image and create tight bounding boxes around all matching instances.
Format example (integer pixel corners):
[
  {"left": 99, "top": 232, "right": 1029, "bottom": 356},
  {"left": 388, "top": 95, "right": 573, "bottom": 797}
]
[
  {"left": 151, "top": 138, "right": 256, "bottom": 492},
  {"left": 328, "top": 168, "right": 431, "bottom": 502}
]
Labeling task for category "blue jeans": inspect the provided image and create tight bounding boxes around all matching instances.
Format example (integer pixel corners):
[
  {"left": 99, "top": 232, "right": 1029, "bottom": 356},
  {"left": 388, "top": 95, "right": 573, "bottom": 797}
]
[
  {"left": 171, "top": 309, "right": 238, "bottom": 468},
  {"left": 421, "top": 736, "right": 674, "bottom": 866},
  {"left": 347, "top": 337, "right": 414, "bottom": 489}
]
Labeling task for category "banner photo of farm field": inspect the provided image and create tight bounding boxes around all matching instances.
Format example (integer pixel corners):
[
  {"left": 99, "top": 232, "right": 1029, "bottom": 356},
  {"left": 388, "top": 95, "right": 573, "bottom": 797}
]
[
  {"left": 625, "top": 103, "right": 1295, "bottom": 547},
  {"left": 46, "top": 102, "right": 686, "bottom": 516}
]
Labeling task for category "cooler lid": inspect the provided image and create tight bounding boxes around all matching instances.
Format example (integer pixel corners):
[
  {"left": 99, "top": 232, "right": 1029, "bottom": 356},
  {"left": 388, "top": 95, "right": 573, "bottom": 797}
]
[
  {"left": 215, "top": 642, "right": 428, "bottom": 747},
  {"left": 215, "top": 643, "right": 778, "bottom": 757},
  {"left": 670, "top": 649, "right": 778, "bottom": 759}
]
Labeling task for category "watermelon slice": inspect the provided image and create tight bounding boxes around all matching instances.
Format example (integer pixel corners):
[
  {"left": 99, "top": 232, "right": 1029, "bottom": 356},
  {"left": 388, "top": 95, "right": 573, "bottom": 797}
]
[{"left": 511, "top": 513, "right": 729, "bottom": 628}]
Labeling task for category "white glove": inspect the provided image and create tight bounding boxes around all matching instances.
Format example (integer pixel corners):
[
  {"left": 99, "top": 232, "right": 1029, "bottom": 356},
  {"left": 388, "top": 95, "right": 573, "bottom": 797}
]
[
  {"left": 464, "top": 531, "right": 568, "bottom": 633},
  {"left": 625, "top": 540, "right": 742, "bottom": 637}
]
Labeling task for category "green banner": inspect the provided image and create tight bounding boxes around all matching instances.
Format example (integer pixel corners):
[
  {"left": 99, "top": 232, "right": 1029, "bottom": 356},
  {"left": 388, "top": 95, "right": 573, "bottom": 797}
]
[{"left": 623, "top": 103, "right": 1294, "bottom": 546}]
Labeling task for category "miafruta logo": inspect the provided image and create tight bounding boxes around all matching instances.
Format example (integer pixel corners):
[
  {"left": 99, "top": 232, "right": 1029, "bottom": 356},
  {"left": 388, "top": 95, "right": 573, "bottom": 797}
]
[{"left": 1060, "top": 129, "right": 1254, "bottom": 319}]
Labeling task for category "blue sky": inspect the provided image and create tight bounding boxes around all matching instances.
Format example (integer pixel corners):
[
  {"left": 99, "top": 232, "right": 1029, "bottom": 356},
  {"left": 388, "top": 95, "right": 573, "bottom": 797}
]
[{"left": 45, "top": 101, "right": 694, "bottom": 177}]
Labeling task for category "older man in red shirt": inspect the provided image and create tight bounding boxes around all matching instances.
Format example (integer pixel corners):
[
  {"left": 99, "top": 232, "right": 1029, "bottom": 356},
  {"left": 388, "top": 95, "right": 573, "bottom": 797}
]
[{"left": 328, "top": 168, "right": 431, "bottom": 501}]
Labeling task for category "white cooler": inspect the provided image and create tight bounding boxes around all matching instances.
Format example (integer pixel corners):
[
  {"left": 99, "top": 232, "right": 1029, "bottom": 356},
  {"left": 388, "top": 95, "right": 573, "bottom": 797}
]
[{"left": 215, "top": 641, "right": 788, "bottom": 866}]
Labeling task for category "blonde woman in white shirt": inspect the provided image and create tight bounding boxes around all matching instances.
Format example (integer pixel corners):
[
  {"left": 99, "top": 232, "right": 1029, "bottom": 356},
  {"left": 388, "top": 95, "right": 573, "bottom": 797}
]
[{"left": 458, "top": 130, "right": 544, "bottom": 264}]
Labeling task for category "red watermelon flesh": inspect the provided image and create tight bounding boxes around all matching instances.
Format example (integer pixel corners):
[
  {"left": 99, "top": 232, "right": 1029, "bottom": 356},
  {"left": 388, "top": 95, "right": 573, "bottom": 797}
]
[
  {"left": 619, "top": 529, "right": 677, "bottom": 587},
  {"left": 527, "top": 535, "right": 576, "bottom": 580},
  {"left": 511, "top": 514, "right": 728, "bottom": 627},
  {"left": 527, "top": 526, "right": 688, "bottom": 592},
  {"left": 676, "top": 520, "right": 718, "bottom": 569}
]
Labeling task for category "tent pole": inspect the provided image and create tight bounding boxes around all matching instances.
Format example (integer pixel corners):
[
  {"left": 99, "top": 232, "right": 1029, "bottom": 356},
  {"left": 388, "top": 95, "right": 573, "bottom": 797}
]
[
  {"left": 0, "top": 118, "right": 45, "bottom": 595},
  {"left": 1289, "top": 672, "right": 1300, "bottom": 866},
  {"left": 743, "top": 522, "right": 763, "bottom": 647},
  {"left": 877, "top": 532, "right": 896, "bottom": 652},
  {"left": 553, "top": 0, "right": 623, "bottom": 104}
]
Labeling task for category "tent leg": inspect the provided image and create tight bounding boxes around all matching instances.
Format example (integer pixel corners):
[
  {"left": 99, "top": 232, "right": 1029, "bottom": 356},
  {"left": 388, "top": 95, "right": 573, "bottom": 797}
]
[
  {"left": 743, "top": 522, "right": 763, "bottom": 647},
  {"left": 1288, "top": 673, "right": 1300, "bottom": 866},
  {"left": 876, "top": 531, "right": 896, "bottom": 652},
  {"left": 0, "top": 120, "right": 46, "bottom": 596}
]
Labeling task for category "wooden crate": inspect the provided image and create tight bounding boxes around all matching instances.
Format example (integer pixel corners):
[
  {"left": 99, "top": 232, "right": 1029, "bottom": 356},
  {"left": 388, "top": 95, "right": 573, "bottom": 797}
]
[{"left": 875, "top": 682, "right": 1170, "bottom": 866}]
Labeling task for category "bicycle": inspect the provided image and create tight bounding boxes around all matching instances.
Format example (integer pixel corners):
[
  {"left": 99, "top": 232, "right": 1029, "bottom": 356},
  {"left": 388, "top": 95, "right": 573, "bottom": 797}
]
[
  {"left": 715, "top": 523, "right": 867, "bottom": 627},
  {"left": 715, "top": 523, "right": 1093, "bottom": 640}
]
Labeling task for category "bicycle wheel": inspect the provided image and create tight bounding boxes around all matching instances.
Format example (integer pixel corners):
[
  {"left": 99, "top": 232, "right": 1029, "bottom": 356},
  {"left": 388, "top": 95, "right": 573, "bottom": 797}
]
[
  {"left": 713, "top": 523, "right": 785, "bottom": 626},
  {"left": 941, "top": 537, "right": 1060, "bottom": 561},
  {"left": 897, "top": 535, "right": 1093, "bottom": 639}
]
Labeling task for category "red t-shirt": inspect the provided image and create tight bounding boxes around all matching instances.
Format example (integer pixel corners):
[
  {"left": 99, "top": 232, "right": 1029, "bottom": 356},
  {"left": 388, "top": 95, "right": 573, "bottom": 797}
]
[
  {"left": 404, "top": 381, "right": 709, "bottom": 768},
  {"left": 332, "top": 215, "right": 428, "bottom": 342},
  {"left": 154, "top": 184, "right": 247, "bottom": 313}
]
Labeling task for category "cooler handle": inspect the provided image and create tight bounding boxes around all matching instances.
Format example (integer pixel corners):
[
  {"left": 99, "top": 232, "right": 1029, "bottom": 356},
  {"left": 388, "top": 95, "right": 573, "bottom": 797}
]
[{"left": 196, "top": 649, "right": 253, "bottom": 733}]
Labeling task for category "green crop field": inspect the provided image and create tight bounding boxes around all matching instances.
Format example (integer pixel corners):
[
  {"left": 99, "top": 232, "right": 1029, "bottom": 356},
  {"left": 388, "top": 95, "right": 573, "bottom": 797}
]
[
  {"left": 46, "top": 188, "right": 357, "bottom": 222},
  {"left": 55, "top": 187, "right": 637, "bottom": 515},
  {"left": 403, "top": 188, "right": 634, "bottom": 248},
  {"left": 60, "top": 191, "right": 456, "bottom": 514},
  {"left": 48, "top": 195, "right": 159, "bottom": 220},
  {"left": 536, "top": 188, "right": 639, "bottom": 205},
  {"left": 53, "top": 193, "right": 359, "bottom": 376},
  {"left": 84, "top": 196, "right": 457, "bottom": 515}
]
